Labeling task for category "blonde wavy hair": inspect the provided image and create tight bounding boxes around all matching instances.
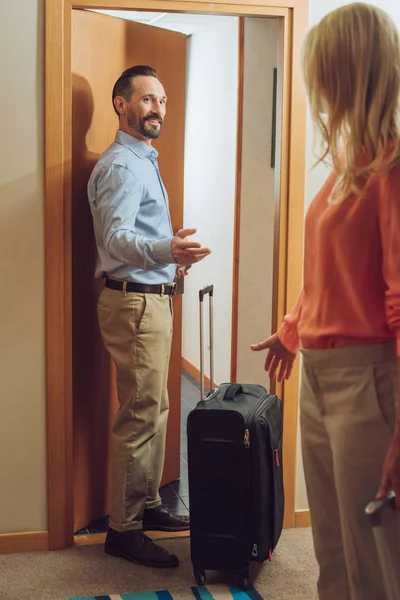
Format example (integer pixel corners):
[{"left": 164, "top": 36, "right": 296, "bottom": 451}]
[{"left": 302, "top": 3, "right": 400, "bottom": 202}]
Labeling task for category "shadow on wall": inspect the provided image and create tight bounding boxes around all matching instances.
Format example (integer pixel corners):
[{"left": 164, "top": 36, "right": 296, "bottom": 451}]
[{"left": 72, "top": 73, "right": 113, "bottom": 532}]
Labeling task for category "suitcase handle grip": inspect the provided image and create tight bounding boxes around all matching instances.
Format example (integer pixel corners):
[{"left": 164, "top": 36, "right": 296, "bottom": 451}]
[
  {"left": 224, "top": 384, "right": 243, "bottom": 400},
  {"left": 365, "top": 492, "right": 396, "bottom": 527},
  {"left": 199, "top": 285, "right": 214, "bottom": 400},
  {"left": 199, "top": 285, "right": 214, "bottom": 302}
]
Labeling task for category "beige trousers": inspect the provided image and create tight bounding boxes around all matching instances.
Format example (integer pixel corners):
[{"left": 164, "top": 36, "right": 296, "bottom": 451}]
[
  {"left": 300, "top": 342, "right": 400, "bottom": 600},
  {"left": 97, "top": 286, "right": 173, "bottom": 532}
]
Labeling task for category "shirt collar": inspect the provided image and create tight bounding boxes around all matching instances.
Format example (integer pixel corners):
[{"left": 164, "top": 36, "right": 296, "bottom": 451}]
[{"left": 115, "top": 130, "right": 158, "bottom": 161}]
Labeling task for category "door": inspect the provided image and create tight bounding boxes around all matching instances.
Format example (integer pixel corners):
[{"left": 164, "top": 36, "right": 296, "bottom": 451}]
[{"left": 71, "top": 9, "right": 186, "bottom": 533}]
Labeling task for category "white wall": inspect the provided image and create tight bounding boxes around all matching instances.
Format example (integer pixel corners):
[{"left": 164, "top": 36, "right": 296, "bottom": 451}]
[
  {"left": 0, "top": 0, "right": 47, "bottom": 533},
  {"left": 305, "top": 0, "right": 400, "bottom": 211},
  {"left": 236, "top": 18, "right": 278, "bottom": 386},
  {"left": 182, "top": 18, "right": 239, "bottom": 386},
  {"left": 295, "top": 0, "right": 400, "bottom": 511}
]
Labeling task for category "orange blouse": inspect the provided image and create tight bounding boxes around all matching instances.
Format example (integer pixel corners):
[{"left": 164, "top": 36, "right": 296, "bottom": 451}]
[{"left": 278, "top": 164, "right": 400, "bottom": 356}]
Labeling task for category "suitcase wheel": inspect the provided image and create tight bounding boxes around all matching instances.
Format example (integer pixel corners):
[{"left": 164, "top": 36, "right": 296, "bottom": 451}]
[
  {"left": 238, "top": 567, "right": 250, "bottom": 590},
  {"left": 193, "top": 568, "right": 206, "bottom": 586}
]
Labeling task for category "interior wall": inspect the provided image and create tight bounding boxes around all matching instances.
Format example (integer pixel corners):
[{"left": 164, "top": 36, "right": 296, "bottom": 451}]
[
  {"left": 0, "top": 0, "right": 47, "bottom": 533},
  {"left": 235, "top": 17, "right": 278, "bottom": 386},
  {"left": 182, "top": 17, "right": 239, "bottom": 386}
]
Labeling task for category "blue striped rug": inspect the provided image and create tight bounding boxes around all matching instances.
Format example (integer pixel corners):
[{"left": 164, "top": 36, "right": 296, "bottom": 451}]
[{"left": 68, "top": 584, "right": 264, "bottom": 599}]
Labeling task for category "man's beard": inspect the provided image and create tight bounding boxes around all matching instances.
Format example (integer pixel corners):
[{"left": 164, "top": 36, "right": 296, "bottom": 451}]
[{"left": 127, "top": 111, "right": 163, "bottom": 140}]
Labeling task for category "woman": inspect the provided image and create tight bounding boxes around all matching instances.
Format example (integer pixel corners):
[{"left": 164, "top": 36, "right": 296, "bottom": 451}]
[{"left": 252, "top": 4, "right": 400, "bottom": 599}]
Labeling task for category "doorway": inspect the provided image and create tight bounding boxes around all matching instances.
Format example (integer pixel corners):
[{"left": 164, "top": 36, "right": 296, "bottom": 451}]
[
  {"left": 71, "top": 8, "right": 283, "bottom": 537},
  {"left": 44, "top": 0, "right": 308, "bottom": 550}
]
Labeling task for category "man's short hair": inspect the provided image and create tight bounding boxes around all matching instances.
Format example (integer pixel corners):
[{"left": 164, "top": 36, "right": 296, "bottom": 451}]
[{"left": 112, "top": 65, "right": 158, "bottom": 116}]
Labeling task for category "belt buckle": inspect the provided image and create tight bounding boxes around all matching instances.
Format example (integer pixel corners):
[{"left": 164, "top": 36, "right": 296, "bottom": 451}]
[{"left": 171, "top": 282, "right": 177, "bottom": 296}]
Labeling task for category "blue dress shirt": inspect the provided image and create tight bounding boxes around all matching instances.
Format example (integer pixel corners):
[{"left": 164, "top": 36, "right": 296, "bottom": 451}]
[{"left": 87, "top": 130, "right": 176, "bottom": 284}]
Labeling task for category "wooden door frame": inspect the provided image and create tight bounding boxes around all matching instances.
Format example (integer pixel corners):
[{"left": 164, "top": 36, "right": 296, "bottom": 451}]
[{"left": 45, "top": 0, "right": 308, "bottom": 550}]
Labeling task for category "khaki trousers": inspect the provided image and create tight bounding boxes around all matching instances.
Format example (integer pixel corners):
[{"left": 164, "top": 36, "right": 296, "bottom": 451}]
[
  {"left": 300, "top": 342, "right": 400, "bottom": 600},
  {"left": 97, "top": 286, "right": 173, "bottom": 532}
]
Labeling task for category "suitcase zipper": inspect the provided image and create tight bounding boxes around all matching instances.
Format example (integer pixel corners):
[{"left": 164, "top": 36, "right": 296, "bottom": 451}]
[
  {"left": 244, "top": 429, "right": 250, "bottom": 449},
  {"left": 246, "top": 394, "right": 275, "bottom": 424},
  {"left": 245, "top": 394, "right": 276, "bottom": 562}
]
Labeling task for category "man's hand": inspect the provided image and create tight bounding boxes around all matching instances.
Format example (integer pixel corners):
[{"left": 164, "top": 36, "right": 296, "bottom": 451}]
[
  {"left": 171, "top": 228, "right": 211, "bottom": 265},
  {"left": 377, "top": 428, "right": 400, "bottom": 509},
  {"left": 174, "top": 265, "right": 190, "bottom": 280},
  {"left": 251, "top": 332, "right": 297, "bottom": 382}
]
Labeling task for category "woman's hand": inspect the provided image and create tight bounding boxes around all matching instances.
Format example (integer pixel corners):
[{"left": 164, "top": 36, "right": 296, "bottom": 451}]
[{"left": 251, "top": 333, "right": 297, "bottom": 382}]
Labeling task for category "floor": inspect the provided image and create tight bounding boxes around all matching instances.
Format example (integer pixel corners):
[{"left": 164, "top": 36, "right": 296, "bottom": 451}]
[
  {"left": 75, "top": 369, "right": 200, "bottom": 535},
  {"left": 159, "top": 368, "right": 201, "bottom": 517},
  {"left": 1, "top": 529, "right": 317, "bottom": 600}
]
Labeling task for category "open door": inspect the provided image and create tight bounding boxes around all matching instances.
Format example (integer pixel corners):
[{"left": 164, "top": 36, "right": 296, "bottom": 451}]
[{"left": 71, "top": 9, "right": 186, "bottom": 533}]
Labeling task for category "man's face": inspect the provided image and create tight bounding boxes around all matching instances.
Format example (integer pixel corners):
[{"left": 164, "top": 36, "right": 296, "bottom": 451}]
[{"left": 125, "top": 75, "right": 167, "bottom": 140}]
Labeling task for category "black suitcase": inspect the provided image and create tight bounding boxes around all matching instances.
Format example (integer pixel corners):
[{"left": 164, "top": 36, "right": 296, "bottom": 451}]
[{"left": 187, "top": 285, "right": 284, "bottom": 589}]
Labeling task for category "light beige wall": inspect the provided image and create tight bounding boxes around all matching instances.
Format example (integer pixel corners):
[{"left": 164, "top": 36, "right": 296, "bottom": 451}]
[
  {"left": 0, "top": 0, "right": 47, "bottom": 533},
  {"left": 236, "top": 18, "right": 278, "bottom": 386}
]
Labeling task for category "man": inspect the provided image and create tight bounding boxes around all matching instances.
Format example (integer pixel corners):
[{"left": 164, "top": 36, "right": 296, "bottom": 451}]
[{"left": 88, "top": 65, "right": 211, "bottom": 568}]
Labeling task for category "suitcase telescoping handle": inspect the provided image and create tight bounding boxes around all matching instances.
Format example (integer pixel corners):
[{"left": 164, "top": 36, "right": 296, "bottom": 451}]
[
  {"left": 365, "top": 492, "right": 399, "bottom": 600},
  {"left": 199, "top": 285, "right": 214, "bottom": 401}
]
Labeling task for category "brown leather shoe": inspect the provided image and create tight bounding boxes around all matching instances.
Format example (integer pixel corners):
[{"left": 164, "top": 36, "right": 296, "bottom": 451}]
[
  {"left": 143, "top": 505, "right": 190, "bottom": 532},
  {"left": 105, "top": 528, "right": 179, "bottom": 568}
]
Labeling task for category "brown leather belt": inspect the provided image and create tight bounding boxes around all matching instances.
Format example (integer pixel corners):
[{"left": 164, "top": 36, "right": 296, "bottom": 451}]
[{"left": 105, "top": 278, "right": 176, "bottom": 296}]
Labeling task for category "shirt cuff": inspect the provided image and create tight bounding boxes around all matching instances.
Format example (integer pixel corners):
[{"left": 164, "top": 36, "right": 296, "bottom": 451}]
[
  {"left": 151, "top": 238, "right": 174, "bottom": 264},
  {"left": 277, "top": 320, "right": 300, "bottom": 354}
]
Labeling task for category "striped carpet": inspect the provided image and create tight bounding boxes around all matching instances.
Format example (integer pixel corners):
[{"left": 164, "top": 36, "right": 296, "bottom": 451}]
[{"left": 68, "top": 584, "right": 264, "bottom": 599}]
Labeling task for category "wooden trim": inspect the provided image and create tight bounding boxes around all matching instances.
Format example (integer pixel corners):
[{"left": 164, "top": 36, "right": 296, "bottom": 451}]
[
  {"left": 268, "top": 18, "right": 286, "bottom": 399},
  {"left": 74, "top": 2, "right": 292, "bottom": 18},
  {"left": 270, "top": 22, "right": 286, "bottom": 343},
  {"left": 181, "top": 356, "right": 216, "bottom": 390},
  {"left": 74, "top": 0, "right": 305, "bottom": 8},
  {"left": 74, "top": 530, "right": 189, "bottom": 547},
  {"left": 277, "top": 8, "right": 294, "bottom": 528},
  {"left": 280, "top": 4, "right": 308, "bottom": 529},
  {"left": 45, "top": 0, "right": 74, "bottom": 551},
  {"left": 230, "top": 16, "right": 245, "bottom": 384},
  {"left": 45, "top": 0, "right": 308, "bottom": 549},
  {"left": 294, "top": 510, "right": 311, "bottom": 528},
  {"left": 0, "top": 532, "right": 49, "bottom": 555}
]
